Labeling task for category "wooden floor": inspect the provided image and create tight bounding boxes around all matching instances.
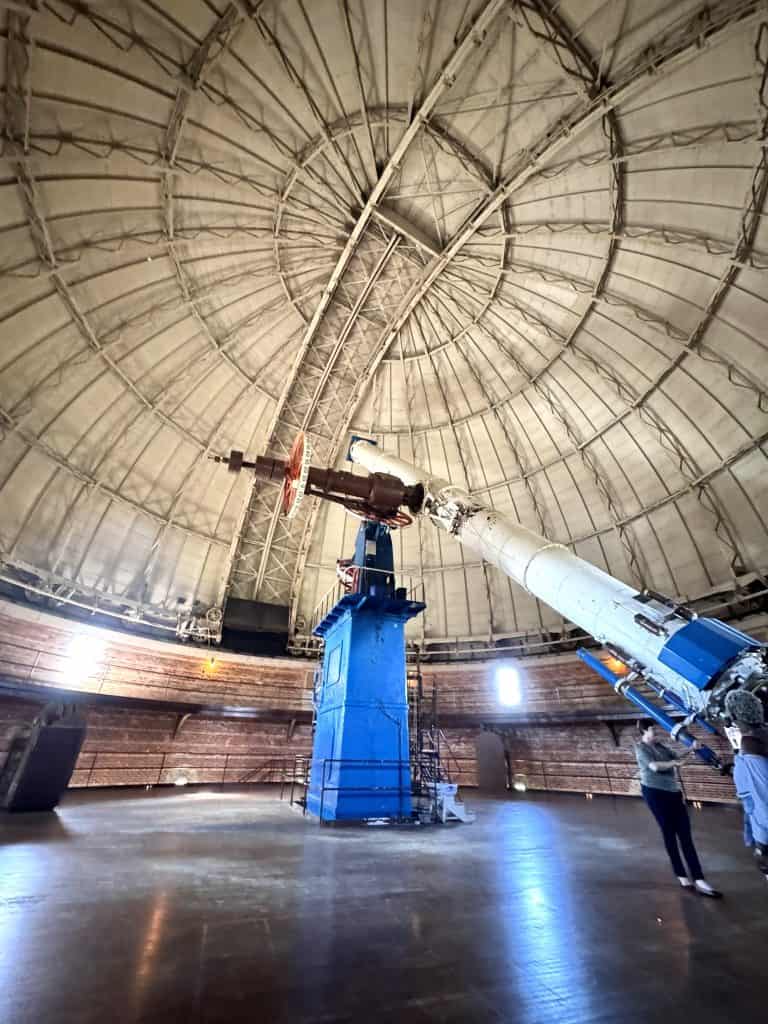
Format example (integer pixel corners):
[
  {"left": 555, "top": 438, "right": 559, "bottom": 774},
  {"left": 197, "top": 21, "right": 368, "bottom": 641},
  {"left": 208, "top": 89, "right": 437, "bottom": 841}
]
[{"left": 1, "top": 787, "right": 765, "bottom": 1023}]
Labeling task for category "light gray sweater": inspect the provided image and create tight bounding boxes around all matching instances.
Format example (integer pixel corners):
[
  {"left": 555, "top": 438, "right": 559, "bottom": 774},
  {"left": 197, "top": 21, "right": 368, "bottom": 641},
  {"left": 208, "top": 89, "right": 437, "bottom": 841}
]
[{"left": 635, "top": 741, "right": 680, "bottom": 792}]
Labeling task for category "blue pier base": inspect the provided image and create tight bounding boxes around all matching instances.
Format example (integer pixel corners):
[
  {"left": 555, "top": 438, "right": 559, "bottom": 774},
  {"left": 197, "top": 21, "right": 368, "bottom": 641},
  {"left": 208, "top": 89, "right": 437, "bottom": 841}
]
[{"left": 306, "top": 593, "right": 424, "bottom": 821}]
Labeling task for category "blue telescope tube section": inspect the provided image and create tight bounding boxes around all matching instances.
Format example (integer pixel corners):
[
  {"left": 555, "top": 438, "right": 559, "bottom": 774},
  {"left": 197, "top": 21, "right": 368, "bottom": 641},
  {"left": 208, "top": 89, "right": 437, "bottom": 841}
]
[{"left": 577, "top": 649, "right": 722, "bottom": 770}]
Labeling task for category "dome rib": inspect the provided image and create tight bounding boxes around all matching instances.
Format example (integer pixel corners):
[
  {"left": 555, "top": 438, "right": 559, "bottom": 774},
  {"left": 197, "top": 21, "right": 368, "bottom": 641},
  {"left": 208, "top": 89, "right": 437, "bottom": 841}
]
[{"left": 0, "top": 0, "right": 765, "bottom": 656}]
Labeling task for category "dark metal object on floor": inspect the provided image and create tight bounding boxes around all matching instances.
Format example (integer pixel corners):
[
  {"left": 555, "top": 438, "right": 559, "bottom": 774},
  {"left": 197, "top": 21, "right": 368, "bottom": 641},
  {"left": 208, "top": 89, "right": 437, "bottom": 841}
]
[{"left": 0, "top": 703, "right": 86, "bottom": 812}]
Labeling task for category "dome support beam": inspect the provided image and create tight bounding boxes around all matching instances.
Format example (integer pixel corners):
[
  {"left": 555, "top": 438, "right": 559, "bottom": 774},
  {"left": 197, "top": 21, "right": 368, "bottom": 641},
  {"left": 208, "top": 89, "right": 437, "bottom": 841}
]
[
  {"left": 438, "top": 269, "right": 755, "bottom": 584},
  {"left": 0, "top": 10, "right": 282, "bottom": 620},
  {"left": 0, "top": 402, "right": 228, "bottom": 549},
  {"left": 434, "top": 274, "right": 652, "bottom": 588},
  {"left": 161, "top": 4, "right": 269, "bottom": 402},
  {"left": 218, "top": 0, "right": 509, "bottom": 612},
  {"left": 490, "top": 1, "right": 646, "bottom": 588},
  {"left": 286, "top": 0, "right": 763, "bottom": 630},
  {"left": 314, "top": 1, "right": 763, "bottom": 618},
  {"left": 347, "top": 0, "right": 763, "bottom": 373},
  {"left": 408, "top": 305, "right": 497, "bottom": 640},
  {"left": 228, "top": 224, "right": 406, "bottom": 609},
  {"left": 2, "top": 13, "right": 212, "bottom": 456},
  {"left": 0, "top": 263, "right": 321, "bottom": 433},
  {"left": 462, "top": 219, "right": 768, "bottom": 275}
]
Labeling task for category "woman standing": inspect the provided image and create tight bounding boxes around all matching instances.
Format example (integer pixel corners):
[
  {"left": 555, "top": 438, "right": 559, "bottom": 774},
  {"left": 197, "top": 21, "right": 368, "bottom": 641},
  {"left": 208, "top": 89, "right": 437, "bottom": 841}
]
[{"left": 634, "top": 720, "right": 721, "bottom": 897}]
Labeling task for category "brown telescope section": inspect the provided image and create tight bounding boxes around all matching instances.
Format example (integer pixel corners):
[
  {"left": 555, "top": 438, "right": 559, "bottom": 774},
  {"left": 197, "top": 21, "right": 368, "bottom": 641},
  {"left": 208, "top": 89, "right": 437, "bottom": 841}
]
[{"left": 211, "top": 449, "right": 424, "bottom": 523}]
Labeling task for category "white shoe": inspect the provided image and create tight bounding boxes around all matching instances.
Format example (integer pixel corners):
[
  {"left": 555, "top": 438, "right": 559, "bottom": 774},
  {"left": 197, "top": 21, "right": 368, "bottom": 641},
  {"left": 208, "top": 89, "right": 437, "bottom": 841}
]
[
  {"left": 678, "top": 876, "right": 693, "bottom": 888},
  {"left": 694, "top": 879, "right": 722, "bottom": 898}
]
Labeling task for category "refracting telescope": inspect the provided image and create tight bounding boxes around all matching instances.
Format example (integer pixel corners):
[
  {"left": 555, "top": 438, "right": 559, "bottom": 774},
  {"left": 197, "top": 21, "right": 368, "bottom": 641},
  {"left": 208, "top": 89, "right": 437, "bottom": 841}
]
[{"left": 214, "top": 433, "right": 768, "bottom": 771}]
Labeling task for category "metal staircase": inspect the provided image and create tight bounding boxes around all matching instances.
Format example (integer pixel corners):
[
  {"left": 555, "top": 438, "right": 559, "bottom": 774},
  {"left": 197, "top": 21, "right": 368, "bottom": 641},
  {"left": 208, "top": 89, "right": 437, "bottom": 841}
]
[{"left": 407, "top": 659, "right": 474, "bottom": 823}]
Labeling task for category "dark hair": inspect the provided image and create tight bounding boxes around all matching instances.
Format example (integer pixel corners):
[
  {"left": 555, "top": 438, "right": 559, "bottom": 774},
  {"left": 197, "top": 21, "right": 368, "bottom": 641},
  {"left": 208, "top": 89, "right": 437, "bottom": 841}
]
[{"left": 637, "top": 718, "right": 655, "bottom": 733}]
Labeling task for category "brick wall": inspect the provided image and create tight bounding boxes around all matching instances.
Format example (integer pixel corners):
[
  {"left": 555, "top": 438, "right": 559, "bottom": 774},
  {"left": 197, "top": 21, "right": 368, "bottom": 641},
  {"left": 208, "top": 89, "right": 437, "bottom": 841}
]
[
  {"left": 501, "top": 722, "right": 737, "bottom": 804},
  {"left": 0, "top": 695, "right": 740, "bottom": 802},
  {"left": 0, "top": 600, "right": 620, "bottom": 719},
  {"left": 0, "top": 599, "right": 743, "bottom": 803},
  {"left": 0, "top": 696, "right": 312, "bottom": 789},
  {"left": 421, "top": 655, "right": 627, "bottom": 716},
  {"left": 0, "top": 599, "right": 312, "bottom": 708},
  {"left": 1, "top": 693, "right": 478, "bottom": 791}
]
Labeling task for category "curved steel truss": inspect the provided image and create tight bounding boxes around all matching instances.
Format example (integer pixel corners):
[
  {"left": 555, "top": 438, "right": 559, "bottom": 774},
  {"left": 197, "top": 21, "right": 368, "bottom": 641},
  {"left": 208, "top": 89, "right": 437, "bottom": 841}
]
[{"left": 0, "top": 0, "right": 765, "bottom": 654}]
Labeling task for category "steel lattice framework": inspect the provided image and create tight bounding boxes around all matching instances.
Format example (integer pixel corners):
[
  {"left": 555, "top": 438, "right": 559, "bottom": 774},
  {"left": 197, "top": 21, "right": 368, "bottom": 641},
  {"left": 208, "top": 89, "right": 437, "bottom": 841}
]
[{"left": 0, "top": 0, "right": 766, "bottom": 656}]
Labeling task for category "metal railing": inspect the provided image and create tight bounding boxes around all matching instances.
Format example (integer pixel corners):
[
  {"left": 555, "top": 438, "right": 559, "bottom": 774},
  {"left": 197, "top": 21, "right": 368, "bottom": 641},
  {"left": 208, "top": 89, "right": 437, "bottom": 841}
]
[
  {"left": 507, "top": 759, "right": 636, "bottom": 798},
  {"left": 506, "top": 758, "right": 737, "bottom": 803},
  {"left": 240, "top": 757, "right": 309, "bottom": 786},
  {"left": 306, "top": 567, "right": 425, "bottom": 640},
  {"left": 437, "top": 729, "right": 465, "bottom": 782},
  {"left": 282, "top": 755, "right": 311, "bottom": 810},
  {"left": 71, "top": 752, "right": 313, "bottom": 789}
]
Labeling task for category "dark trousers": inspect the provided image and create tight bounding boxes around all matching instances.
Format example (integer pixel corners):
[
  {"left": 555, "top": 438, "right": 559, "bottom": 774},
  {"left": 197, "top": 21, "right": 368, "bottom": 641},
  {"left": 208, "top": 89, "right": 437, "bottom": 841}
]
[
  {"left": 642, "top": 785, "right": 704, "bottom": 880},
  {"left": 755, "top": 843, "right": 768, "bottom": 878}
]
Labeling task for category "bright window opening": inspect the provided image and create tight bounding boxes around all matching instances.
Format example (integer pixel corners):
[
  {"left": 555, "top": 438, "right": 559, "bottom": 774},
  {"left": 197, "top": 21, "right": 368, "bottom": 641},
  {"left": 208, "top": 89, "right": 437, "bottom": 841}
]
[
  {"left": 496, "top": 666, "right": 521, "bottom": 706},
  {"left": 67, "top": 634, "right": 106, "bottom": 685}
]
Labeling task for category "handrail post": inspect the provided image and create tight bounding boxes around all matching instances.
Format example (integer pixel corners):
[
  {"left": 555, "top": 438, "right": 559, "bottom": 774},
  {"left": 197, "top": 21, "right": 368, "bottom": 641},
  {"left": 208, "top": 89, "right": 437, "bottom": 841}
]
[
  {"left": 27, "top": 649, "right": 41, "bottom": 683},
  {"left": 98, "top": 657, "right": 110, "bottom": 695}
]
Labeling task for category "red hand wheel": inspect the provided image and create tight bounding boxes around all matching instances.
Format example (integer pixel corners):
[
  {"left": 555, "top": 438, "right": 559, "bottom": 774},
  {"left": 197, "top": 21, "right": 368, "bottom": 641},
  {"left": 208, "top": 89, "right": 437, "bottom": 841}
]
[{"left": 282, "top": 431, "right": 313, "bottom": 518}]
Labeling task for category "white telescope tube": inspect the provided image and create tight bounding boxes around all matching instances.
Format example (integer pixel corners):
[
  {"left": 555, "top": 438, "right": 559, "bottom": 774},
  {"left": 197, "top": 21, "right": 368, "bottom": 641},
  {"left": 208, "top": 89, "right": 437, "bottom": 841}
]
[{"left": 350, "top": 439, "right": 707, "bottom": 711}]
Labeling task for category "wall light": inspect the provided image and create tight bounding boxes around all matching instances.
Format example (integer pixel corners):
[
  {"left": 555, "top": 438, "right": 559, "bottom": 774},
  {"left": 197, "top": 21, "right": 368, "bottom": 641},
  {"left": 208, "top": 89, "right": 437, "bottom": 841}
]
[
  {"left": 66, "top": 633, "right": 106, "bottom": 685},
  {"left": 174, "top": 776, "right": 189, "bottom": 787},
  {"left": 513, "top": 780, "right": 527, "bottom": 793},
  {"left": 496, "top": 665, "right": 521, "bottom": 706},
  {"left": 206, "top": 654, "right": 216, "bottom": 670}
]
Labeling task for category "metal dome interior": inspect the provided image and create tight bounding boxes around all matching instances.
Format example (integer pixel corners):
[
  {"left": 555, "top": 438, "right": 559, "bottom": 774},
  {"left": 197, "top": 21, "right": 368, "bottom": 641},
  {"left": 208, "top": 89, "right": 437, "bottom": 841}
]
[{"left": 1, "top": 0, "right": 767, "bottom": 660}]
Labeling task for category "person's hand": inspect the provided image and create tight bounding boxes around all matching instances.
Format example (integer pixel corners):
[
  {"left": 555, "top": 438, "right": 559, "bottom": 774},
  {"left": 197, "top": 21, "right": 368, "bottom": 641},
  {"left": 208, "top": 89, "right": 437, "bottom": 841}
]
[{"left": 690, "top": 740, "right": 700, "bottom": 752}]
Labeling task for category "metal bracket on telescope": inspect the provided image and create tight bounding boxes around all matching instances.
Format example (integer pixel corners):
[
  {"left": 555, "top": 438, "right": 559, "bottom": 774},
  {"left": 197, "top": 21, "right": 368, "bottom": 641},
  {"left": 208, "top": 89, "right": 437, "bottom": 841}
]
[
  {"left": 642, "top": 679, "right": 719, "bottom": 736},
  {"left": 577, "top": 648, "right": 723, "bottom": 770},
  {"left": 346, "top": 435, "right": 376, "bottom": 462}
]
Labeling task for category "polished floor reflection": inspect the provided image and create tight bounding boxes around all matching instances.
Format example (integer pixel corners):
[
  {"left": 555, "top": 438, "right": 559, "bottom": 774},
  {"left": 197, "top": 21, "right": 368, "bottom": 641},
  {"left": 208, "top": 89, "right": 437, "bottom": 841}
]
[{"left": 1, "top": 788, "right": 765, "bottom": 1024}]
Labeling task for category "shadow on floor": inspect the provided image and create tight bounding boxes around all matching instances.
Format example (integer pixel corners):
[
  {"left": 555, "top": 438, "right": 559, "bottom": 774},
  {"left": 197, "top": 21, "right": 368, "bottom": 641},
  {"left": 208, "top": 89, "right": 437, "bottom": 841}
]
[{"left": 0, "top": 810, "right": 74, "bottom": 844}]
